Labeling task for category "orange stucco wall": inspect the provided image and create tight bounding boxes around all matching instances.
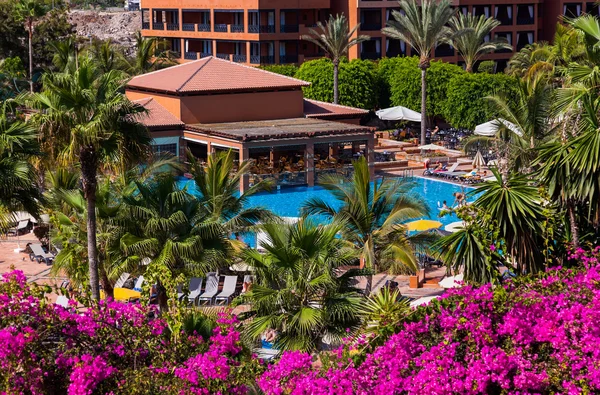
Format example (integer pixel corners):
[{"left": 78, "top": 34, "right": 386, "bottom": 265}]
[
  {"left": 125, "top": 90, "right": 182, "bottom": 120},
  {"left": 179, "top": 90, "right": 304, "bottom": 124}
]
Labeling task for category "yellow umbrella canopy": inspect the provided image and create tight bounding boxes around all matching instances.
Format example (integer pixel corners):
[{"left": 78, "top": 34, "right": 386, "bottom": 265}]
[{"left": 405, "top": 219, "right": 443, "bottom": 232}]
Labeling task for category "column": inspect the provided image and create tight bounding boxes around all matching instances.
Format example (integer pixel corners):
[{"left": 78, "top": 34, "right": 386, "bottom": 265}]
[
  {"left": 352, "top": 142, "right": 360, "bottom": 154},
  {"left": 366, "top": 136, "right": 375, "bottom": 179},
  {"left": 305, "top": 142, "right": 315, "bottom": 187},
  {"left": 207, "top": 141, "right": 213, "bottom": 157},
  {"left": 179, "top": 137, "right": 187, "bottom": 162},
  {"left": 269, "top": 147, "right": 274, "bottom": 166},
  {"left": 239, "top": 147, "right": 250, "bottom": 193}
]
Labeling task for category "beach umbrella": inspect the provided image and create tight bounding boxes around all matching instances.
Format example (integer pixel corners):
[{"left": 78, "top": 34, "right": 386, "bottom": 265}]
[
  {"left": 418, "top": 144, "right": 446, "bottom": 151},
  {"left": 405, "top": 219, "right": 443, "bottom": 232},
  {"left": 472, "top": 151, "right": 486, "bottom": 169},
  {"left": 376, "top": 106, "right": 421, "bottom": 122},
  {"left": 474, "top": 119, "right": 523, "bottom": 137},
  {"left": 444, "top": 221, "right": 464, "bottom": 233},
  {"left": 439, "top": 273, "right": 464, "bottom": 289}
]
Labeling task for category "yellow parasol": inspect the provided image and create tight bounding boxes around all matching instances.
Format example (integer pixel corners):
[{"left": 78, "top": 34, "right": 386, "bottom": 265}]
[{"left": 405, "top": 219, "right": 443, "bottom": 232}]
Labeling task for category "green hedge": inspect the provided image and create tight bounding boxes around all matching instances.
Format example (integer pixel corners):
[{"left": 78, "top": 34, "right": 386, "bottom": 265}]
[
  {"left": 258, "top": 64, "right": 299, "bottom": 77},
  {"left": 442, "top": 72, "right": 519, "bottom": 129}
]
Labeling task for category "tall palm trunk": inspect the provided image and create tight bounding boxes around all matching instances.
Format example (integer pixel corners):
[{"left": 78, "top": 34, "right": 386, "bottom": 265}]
[
  {"left": 80, "top": 145, "right": 100, "bottom": 300},
  {"left": 567, "top": 200, "right": 579, "bottom": 248},
  {"left": 419, "top": 61, "right": 429, "bottom": 146},
  {"left": 100, "top": 267, "right": 113, "bottom": 299},
  {"left": 360, "top": 257, "right": 373, "bottom": 296},
  {"left": 28, "top": 19, "right": 33, "bottom": 93},
  {"left": 333, "top": 58, "right": 340, "bottom": 104}
]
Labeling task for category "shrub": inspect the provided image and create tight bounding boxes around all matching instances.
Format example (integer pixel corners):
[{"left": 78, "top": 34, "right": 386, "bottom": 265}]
[
  {"left": 477, "top": 60, "right": 495, "bottom": 73},
  {"left": 388, "top": 57, "right": 464, "bottom": 118},
  {"left": 295, "top": 58, "right": 378, "bottom": 109},
  {"left": 258, "top": 64, "right": 299, "bottom": 77},
  {"left": 260, "top": 247, "right": 600, "bottom": 394},
  {"left": 442, "top": 72, "right": 519, "bottom": 129}
]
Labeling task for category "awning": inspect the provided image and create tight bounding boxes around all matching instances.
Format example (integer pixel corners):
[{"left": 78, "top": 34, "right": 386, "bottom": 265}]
[
  {"left": 376, "top": 106, "right": 421, "bottom": 122},
  {"left": 474, "top": 119, "right": 523, "bottom": 137}
]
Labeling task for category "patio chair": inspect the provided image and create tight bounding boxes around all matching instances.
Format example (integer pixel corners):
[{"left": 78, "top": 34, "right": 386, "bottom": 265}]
[
  {"left": 215, "top": 275, "right": 238, "bottom": 305},
  {"left": 113, "top": 273, "right": 130, "bottom": 289},
  {"left": 133, "top": 276, "right": 144, "bottom": 291},
  {"left": 197, "top": 275, "right": 219, "bottom": 305},
  {"left": 183, "top": 277, "right": 204, "bottom": 304},
  {"left": 29, "top": 243, "right": 54, "bottom": 265}
]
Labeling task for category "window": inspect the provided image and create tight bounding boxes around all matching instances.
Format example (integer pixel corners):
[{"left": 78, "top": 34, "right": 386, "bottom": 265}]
[{"left": 153, "top": 144, "right": 178, "bottom": 156}]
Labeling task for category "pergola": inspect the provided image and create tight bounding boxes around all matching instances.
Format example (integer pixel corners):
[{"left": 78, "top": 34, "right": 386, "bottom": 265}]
[{"left": 183, "top": 118, "right": 374, "bottom": 192}]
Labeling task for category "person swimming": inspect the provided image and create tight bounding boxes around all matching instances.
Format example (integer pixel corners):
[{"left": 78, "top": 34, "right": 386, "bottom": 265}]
[{"left": 453, "top": 192, "right": 466, "bottom": 207}]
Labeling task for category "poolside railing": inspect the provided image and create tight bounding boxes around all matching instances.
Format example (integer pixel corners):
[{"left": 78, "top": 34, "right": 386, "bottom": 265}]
[{"left": 250, "top": 171, "right": 307, "bottom": 188}]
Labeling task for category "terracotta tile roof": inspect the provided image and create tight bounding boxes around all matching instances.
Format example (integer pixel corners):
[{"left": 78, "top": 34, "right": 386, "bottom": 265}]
[
  {"left": 127, "top": 57, "right": 310, "bottom": 95},
  {"left": 185, "top": 118, "right": 373, "bottom": 142},
  {"left": 303, "top": 99, "right": 369, "bottom": 119},
  {"left": 133, "top": 97, "right": 183, "bottom": 128}
]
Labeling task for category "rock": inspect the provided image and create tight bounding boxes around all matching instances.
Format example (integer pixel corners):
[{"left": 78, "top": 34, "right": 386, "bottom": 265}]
[{"left": 68, "top": 10, "right": 140, "bottom": 49}]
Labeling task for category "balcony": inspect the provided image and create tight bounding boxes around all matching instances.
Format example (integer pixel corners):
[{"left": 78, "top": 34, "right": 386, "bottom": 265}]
[
  {"left": 215, "top": 24, "right": 227, "bottom": 32},
  {"left": 361, "top": 52, "right": 381, "bottom": 60},
  {"left": 249, "top": 25, "right": 260, "bottom": 33},
  {"left": 152, "top": 22, "right": 165, "bottom": 30},
  {"left": 167, "top": 23, "right": 179, "bottom": 31},
  {"left": 172, "top": 51, "right": 181, "bottom": 59},
  {"left": 231, "top": 24, "right": 244, "bottom": 33},
  {"left": 517, "top": 17, "right": 534, "bottom": 25},
  {"left": 260, "top": 25, "right": 276, "bottom": 33},
  {"left": 142, "top": 22, "right": 150, "bottom": 29},
  {"left": 497, "top": 17, "right": 512, "bottom": 25},
  {"left": 261, "top": 55, "right": 275, "bottom": 64},
  {"left": 217, "top": 53, "right": 231, "bottom": 60},
  {"left": 233, "top": 54, "right": 247, "bottom": 63},
  {"left": 250, "top": 55, "right": 261, "bottom": 64},
  {"left": 361, "top": 23, "right": 382, "bottom": 31},
  {"left": 280, "top": 24, "right": 299, "bottom": 33},
  {"left": 435, "top": 45, "right": 454, "bottom": 57},
  {"left": 200, "top": 52, "right": 212, "bottom": 58},
  {"left": 198, "top": 23, "right": 210, "bottom": 32},
  {"left": 185, "top": 52, "right": 198, "bottom": 60},
  {"left": 280, "top": 55, "right": 298, "bottom": 63},
  {"left": 182, "top": 23, "right": 195, "bottom": 31}
]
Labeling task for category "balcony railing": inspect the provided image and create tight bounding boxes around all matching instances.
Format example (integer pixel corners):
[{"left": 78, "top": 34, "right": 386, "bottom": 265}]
[
  {"left": 249, "top": 25, "right": 260, "bottom": 33},
  {"left": 250, "top": 55, "right": 261, "bottom": 64},
  {"left": 517, "top": 17, "right": 534, "bottom": 25},
  {"left": 214, "top": 24, "right": 227, "bottom": 32},
  {"left": 260, "top": 25, "right": 276, "bottom": 33},
  {"left": 261, "top": 55, "right": 275, "bottom": 64},
  {"left": 496, "top": 44, "right": 513, "bottom": 53},
  {"left": 435, "top": 47, "right": 454, "bottom": 57},
  {"left": 231, "top": 24, "right": 244, "bottom": 33},
  {"left": 182, "top": 23, "right": 196, "bottom": 31},
  {"left": 198, "top": 23, "right": 210, "bottom": 32},
  {"left": 280, "top": 24, "right": 299, "bottom": 33},
  {"left": 233, "top": 54, "right": 247, "bottom": 63},
  {"left": 361, "top": 23, "right": 382, "bottom": 31},
  {"left": 152, "top": 22, "right": 164, "bottom": 30},
  {"left": 497, "top": 17, "right": 512, "bottom": 25},
  {"left": 280, "top": 55, "right": 298, "bottom": 64},
  {"left": 361, "top": 52, "right": 381, "bottom": 60},
  {"left": 172, "top": 51, "right": 181, "bottom": 59},
  {"left": 200, "top": 52, "right": 212, "bottom": 58},
  {"left": 184, "top": 52, "right": 198, "bottom": 60},
  {"left": 142, "top": 22, "right": 150, "bottom": 29},
  {"left": 166, "top": 23, "right": 179, "bottom": 31},
  {"left": 217, "top": 53, "right": 231, "bottom": 60}
]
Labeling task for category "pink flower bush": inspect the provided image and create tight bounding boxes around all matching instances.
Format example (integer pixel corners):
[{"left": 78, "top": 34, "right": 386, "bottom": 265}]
[{"left": 260, "top": 248, "right": 600, "bottom": 394}]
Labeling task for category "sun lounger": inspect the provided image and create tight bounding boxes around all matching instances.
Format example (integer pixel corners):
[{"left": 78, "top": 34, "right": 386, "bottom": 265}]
[
  {"left": 133, "top": 276, "right": 144, "bottom": 291},
  {"left": 29, "top": 243, "right": 54, "bottom": 265},
  {"left": 8, "top": 220, "right": 29, "bottom": 236},
  {"left": 445, "top": 171, "right": 468, "bottom": 180},
  {"left": 435, "top": 162, "right": 459, "bottom": 177},
  {"left": 55, "top": 295, "right": 70, "bottom": 308},
  {"left": 198, "top": 275, "right": 219, "bottom": 305},
  {"left": 114, "top": 273, "right": 130, "bottom": 289},
  {"left": 215, "top": 276, "right": 238, "bottom": 304},
  {"left": 180, "top": 277, "right": 203, "bottom": 304}
]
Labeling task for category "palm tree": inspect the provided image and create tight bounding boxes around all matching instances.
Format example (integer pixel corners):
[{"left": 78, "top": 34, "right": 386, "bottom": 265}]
[
  {"left": 448, "top": 13, "right": 512, "bottom": 72},
  {"left": 87, "top": 39, "right": 127, "bottom": 74},
  {"left": 302, "top": 157, "right": 429, "bottom": 295},
  {"left": 116, "top": 174, "right": 230, "bottom": 309},
  {"left": 14, "top": 0, "right": 47, "bottom": 92},
  {"left": 240, "top": 219, "right": 362, "bottom": 352},
  {"left": 301, "top": 14, "right": 370, "bottom": 104},
  {"left": 383, "top": 0, "right": 456, "bottom": 145},
  {"left": 124, "top": 32, "right": 176, "bottom": 76},
  {"left": 28, "top": 61, "right": 151, "bottom": 300},
  {"left": 49, "top": 38, "right": 77, "bottom": 73},
  {"left": 188, "top": 150, "right": 275, "bottom": 237}
]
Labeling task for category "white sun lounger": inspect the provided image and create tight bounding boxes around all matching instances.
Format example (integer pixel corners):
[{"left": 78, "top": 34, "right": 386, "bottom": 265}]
[
  {"left": 8, "top": 220, "right": 29, "bottom": 236},
  {"left": 437, "top": 162, "right": 459, "bottom": 178},
  {"left": 114, "top": 273, "right": 130, "bottom": 289},
  {"left": 133, "top": 276, "right": 144, "bottom": 291},
  {"left": 29, "top": 243, "right": 54, "bottom": 265},
  {"left": 198, "top": 275, "right": 219, "bottom": 305},
  {"left": 183, "top": 277, "right": 204, "bottom": 304},
  {"left": 215, "top": 276, "right": 238, "bottom": 304}
]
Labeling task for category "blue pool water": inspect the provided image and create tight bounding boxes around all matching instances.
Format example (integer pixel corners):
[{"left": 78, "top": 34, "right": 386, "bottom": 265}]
[{"left": 177, "top": 176, "right": 473, "bottom": 227}]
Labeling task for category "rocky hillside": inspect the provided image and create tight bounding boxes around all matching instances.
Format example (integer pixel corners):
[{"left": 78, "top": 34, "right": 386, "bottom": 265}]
[{"left": 68, "top": 10, "right": 140, "bottom": 48}]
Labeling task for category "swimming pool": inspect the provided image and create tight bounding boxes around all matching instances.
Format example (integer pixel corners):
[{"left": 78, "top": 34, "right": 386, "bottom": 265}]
[{"left": 177, "top": 176, "right": 472, "bottom": 227}]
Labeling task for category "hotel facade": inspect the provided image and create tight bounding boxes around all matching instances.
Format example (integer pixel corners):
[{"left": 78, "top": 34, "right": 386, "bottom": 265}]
[{"left": 139, "top": 0, "right": 597, "bottom": 70}]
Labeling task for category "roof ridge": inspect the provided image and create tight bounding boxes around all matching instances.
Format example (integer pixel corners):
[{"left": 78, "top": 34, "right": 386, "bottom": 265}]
[
  {"left": 129, "top": 59, "right": 204, "bottom": 83},
  {"left": 176, "top": 57, "right": 213, "bottom": 93},
  {"left": 211, "top": 56, "right": 310, "bottom": 86},
  {"left": 304, "top": 98, "right": 367, "bottom": 111}
]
